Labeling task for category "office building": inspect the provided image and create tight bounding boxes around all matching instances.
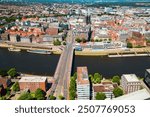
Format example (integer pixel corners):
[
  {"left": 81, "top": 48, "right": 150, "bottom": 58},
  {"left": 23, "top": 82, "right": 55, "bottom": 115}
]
[{"left": 121, "top": 74, "right": 141, "bottom": 94}]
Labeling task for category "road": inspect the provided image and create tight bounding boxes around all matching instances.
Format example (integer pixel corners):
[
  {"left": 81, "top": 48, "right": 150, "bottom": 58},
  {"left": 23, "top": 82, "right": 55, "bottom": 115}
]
[{"left": 48, "top": 30, "right": 74, "bottom": 99}]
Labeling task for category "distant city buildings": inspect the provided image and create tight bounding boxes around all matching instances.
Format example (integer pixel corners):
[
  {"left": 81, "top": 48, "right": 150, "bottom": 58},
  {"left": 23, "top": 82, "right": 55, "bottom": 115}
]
[
  {"left": 77, "top": 67, "right": 90, "bottom": 100},
  {"left": 121, "top": 74, "right": 141, "bottom": 94}
]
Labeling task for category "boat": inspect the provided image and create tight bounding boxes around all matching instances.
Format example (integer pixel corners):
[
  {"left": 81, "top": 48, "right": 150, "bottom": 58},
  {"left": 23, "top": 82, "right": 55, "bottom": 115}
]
[
  {"left": 8, "top": 48, "right": 21, "bottom": 52},
  {"left": 27, "top": 50, "right": 52, "bottom": 55}
]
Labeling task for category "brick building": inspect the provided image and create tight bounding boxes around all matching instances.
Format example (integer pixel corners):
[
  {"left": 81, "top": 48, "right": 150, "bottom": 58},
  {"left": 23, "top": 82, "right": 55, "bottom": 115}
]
[
  {"left": 45, "top": 27, "right": 58, "bottom": 35},
  {"left": 19, "top": 77, "right": 47, "bottom": 92}
]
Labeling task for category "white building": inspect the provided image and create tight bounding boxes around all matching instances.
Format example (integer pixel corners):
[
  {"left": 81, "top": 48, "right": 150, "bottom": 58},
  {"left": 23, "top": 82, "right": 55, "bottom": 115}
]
[
  {"left": 77, "top": 67, "right": 90, "bottom": 100},
  {"left": 121, "top": 74, "right": 141, "bottom": 94}
]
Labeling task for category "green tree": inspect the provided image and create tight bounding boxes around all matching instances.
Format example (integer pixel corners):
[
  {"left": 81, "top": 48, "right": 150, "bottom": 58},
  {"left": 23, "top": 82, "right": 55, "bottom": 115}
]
[
  {"left": 12, "top": 82, "right": 20, "bottom": 92},
  {"left": 7, "top": 68, "right": 17, "bottom": 78},
  {"left": 112, "top": 75, "right": 120, "bottom": 85},
  {"left": 94, "top": 73, "right": 102, "bottom": 84},
  {"left": 73, "top": 72, "right": 77, "bottom": 79},
  {"left": 69, "top": 77, "right": 76, "bottom": 100},
  {"left": 49, "top": 95, "right": 56, "bottom": 100},
  {"left": 58, "top": 95, "right": 65, "bottom": 100},
  {"left": 18, "top": 92, "right": 33, "bottom": 100},
  {"left": 53, "top": 39, "right": 61, "bottom": 46},
  {"left": 95, "top": 92, "right": 106, "bottom": 100},
  {"left": 0, "top": 69, "right": 8, "bottom": 77},
  {"left": 35, "top": 88, "right": 46, "bottom": 100},
  {"left": 113, "top": 87, "right": 123, "bottom": 97},
  {"left": 127, "top": 42, "right": 133, "bottom": 48},
  {"left": 75, "top": 38, "right": 82, "bottom": 43}
]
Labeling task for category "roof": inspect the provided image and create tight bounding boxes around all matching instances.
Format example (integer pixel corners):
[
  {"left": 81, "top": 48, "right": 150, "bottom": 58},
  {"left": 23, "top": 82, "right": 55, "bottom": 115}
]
[
  {"left": 93, "top": 83, "right": 114, "bottom": 92},
  {"left": 146, "top": 69, "right": 150, "bottom": 73},
  {"left": 113, "top": 89, "right": 150, "bottom": 100},
  {"left": 19, "top": 77, "right": 47, "bottom": 83},
  {"left": 77, "top": 67, "right": 89, "bottom": 85},
  {"left": 122, "top": 74, "right": 139, "bottom": 82}
]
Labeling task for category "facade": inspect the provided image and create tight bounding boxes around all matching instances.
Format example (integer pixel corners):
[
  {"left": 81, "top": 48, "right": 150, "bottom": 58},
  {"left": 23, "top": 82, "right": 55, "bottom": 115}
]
[
  {"left": 19, "top": 76, "right": 47, "bottom": 92},
  {"left": 93, "top": 81, "right": 116, "bottom": 100},
  {"left": 77, "top": 67, "right": 90, "bottom": 100},
  {"left": 121, "top": 74, "right": 141, "bottom": 94},
  {"left": 0, "top": 77, "right": 11, "bottom": 88},
  {"left": 144, "top": 69, "right": 150, "bottom": 88}
]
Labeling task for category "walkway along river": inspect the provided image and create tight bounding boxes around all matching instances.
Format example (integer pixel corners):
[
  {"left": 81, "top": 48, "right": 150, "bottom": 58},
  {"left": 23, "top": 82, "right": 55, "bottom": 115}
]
[{"left": 0, "top": 48, "right": 150, "bottom": 78}]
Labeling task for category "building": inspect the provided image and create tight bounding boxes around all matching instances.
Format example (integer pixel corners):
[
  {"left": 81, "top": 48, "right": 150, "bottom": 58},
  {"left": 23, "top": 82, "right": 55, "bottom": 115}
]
[
  {"left": 0, "top": 77, "right": 11, "bottom": 88},
  {"left": 93, "top": 81, "right": 117, "bottom": 99},
  {"left": 46, "top": 27, "right": 58, "bottom": 36},
  {"left": 77, "top": 67, "right": 90, "bottom": 100},
  {"left": 121, "top": 74, "right": 141, "bottom": 94},
  {"left": 144, "top": 69, "right": 150, "bottom": 88},
  {"left": 19, "top": 76, "right": 47, "bottom": 92},
  {"left": 113, "top": 89, "right": 150, "bottom": 100},
  {"left": 0, "top": 83, "right": 4, "bottom": 96}
]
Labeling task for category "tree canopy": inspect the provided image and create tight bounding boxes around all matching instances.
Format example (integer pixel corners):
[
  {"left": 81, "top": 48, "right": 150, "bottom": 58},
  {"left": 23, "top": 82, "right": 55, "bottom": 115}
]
[
  {"left": 95, "top": 92, "right": 106, "bottom": 100},
  {"left": 113, "top": 87, "right": 123, "bottom": 97},
  {"left": 69, "top": 76, "right": 76, "bottom": 100},
  {"left": 49, "top": 95, "right": 56, "bottom": 100},
  {"left": 90, "top": 73, "right": 102, "bottom": 84},
  {"left": 7, "top": 68, "right": 17, "bottom": 78},
  {"left": 18, "top": 92, "right": 33, "bottom": 100},
  {"left": 35, "top": 88, "right": 46, "bottom": 100},
  {"left": 12, "top": 82, "right": 20, "bottom": 92},
  {"left": 112, "top": 75, "right": 120, "bottom": 85}
]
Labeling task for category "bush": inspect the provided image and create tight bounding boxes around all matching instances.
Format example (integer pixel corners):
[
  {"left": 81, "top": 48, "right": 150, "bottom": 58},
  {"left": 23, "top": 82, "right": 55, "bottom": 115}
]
[
  {"left": 113, "top": 87, "right": 123, "bottom": 97},
  {"left": 58, "top": 95, "right": 65, "bottom": 100},
  {"left": 127, "top": 42, "right": 133, "bottom": 48},
  {"left": 49, "top": 95, "right": 56, "bottom": 100},
  {"left": 95, "top": 92, "right": 106, "bottom": 100}
]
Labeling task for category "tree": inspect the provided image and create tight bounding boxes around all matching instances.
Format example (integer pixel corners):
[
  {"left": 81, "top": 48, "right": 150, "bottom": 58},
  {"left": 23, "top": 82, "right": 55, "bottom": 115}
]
[
  {"left": 7, "top": 68, "right": 17, "bottom": 78},
  {"left": 18, "top": 92, "right": 33, "bottom": 100},
  {"left": 95, "top": 92, "right": 106, "bottom": 100},
  {"left": 12, "top": 82, "right": 20, "bottom": 92},
  {"left": 93, "top": 73, "right": 102, "bottom": 84},
  {"left": 112, "top": 75, "right": 120, "bottom": 85},
  {"left": 73, "top": 72, "right": 77, "bottom": 79},
  {"left": 35, "top": 88, "right": 46, "bottom": 100},
  {"left": 75, "top": 38, "right": 82, "bottom": 43},
  {"left": 0, "top": 69, "right": 8, "bottom": 77},
  {"left": 58, "top": 95, "right": 65, "bottom": 100},
  {"left": 69, "top": 77, "right": 76, "bottom": 100},
  {"left": 113, "top": 87, "right": 123, "bottom": 97},
  {"left": 53, "top": 39, "right": 61, "bottom": 46},
  {"left": 49, "top": 95, "right": 56, "bottom": 100},
  {"left": 127, "top": 42, "right": 133, "bottom": 48}
]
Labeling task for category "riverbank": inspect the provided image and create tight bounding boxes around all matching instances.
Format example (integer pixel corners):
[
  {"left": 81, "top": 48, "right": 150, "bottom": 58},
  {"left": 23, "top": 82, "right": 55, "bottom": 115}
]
[
  {"left": 0, "top": 42, "right": 62, "bottom": 54},
  {"left": 1, "top": 42, "right": 150, "bottom": 57},
  {"left": 75, "top": 47, "right": 150, "bottom": 57}
]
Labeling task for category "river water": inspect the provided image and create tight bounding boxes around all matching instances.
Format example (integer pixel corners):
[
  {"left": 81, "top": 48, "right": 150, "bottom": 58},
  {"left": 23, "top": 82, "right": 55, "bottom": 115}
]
[{"left": 0, "top": 48, "right": 150, "bottom": 78}]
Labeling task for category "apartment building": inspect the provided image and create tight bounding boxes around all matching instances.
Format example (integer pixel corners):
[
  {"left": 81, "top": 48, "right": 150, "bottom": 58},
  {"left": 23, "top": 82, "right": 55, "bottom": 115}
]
[{"left": 77, "top": 67, "right": 90, "bottom": 100}]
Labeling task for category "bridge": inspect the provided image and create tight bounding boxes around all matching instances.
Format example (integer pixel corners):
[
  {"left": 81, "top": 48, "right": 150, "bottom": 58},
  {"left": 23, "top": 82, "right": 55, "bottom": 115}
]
[{"left": 47, "top": 30, "right": 74, "bottom": 99}]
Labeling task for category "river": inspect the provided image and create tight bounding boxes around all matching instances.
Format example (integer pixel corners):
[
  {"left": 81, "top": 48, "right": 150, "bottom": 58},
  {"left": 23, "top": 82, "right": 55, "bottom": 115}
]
[{"left": 0, "top": 48, "right": 150, "bottom": 78}]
